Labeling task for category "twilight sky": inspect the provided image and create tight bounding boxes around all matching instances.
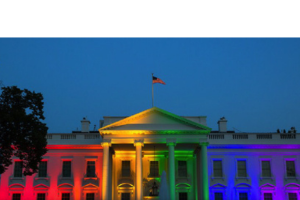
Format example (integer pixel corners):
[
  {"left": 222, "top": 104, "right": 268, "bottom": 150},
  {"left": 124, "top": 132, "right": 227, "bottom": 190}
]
[{"left": 1, "top": 38, "right": 300, "bottom": 133}]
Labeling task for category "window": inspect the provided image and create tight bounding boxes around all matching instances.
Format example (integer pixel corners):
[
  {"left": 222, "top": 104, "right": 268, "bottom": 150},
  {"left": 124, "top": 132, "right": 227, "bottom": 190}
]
[
  {"left": 150, "top": 161, "right": 159, "bottom": 177},
  {"left": 178, "top": 161, "right": 187, "bottom": 177},
  {"left": 213, "top": 160, "right": 223, "bottom": 177},
  {"left": 62, "top": 193, "right": 70, "bottom": 200},
  {"left": 262, "top": 161, "right": 271, "bottom": 177},
  {"left": 37, "top": 193, "right": 46, "bottom": 200},
  {"left": 14, "top": 161, "right": 23, "bottom": 177},
  {"left": 121, "top": 193, "right": 130, "bottom": 200},
  {"left": 12, "top": 194, "right": 21, "bottom": 200},
  {"left": 264, "top": 193, "right": 272, "bottom": 200},
  {"left": 215, "top": 192, "right": 223, "bottom": 200},
  {"left": 62, "top": 161, "right": 71, "bottom": 177},
  {"left": 122, "top": 161, "right": 130, "bottom": 177},
  {"left": 286, "top": 161, "right": 296, "bottom": 177},
  {"left": 237, "top": 160, "right": 247, "bottom": 177},
  {"left": 289, "top": 193, "right": 298, "bottom": 200},
  {"left": 38, "top": 161, "right": 47, "bottom": 177},
  {"left": 86, "top": 161, "right": 95, "bottom": 177},
  {"left": 86, "top": 193, "right": 94, "bottom": 200},
  {"left": 179, "top": 192, "right": 188, "bottom": 200},
  {"left": 239, "top": 192, "right": 248, "bottom": 200}
]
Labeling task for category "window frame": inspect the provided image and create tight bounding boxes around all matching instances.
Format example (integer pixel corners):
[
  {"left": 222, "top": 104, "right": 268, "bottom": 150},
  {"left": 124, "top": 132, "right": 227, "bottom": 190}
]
[
  {"left": 238, "top": 192, "right": 249, "bottom": 200},
  {"left": 149, "top": 161, "right": 159, "bottom": 177},
  {"left": 260, "top": 159, "right": 272, "bottom": 178},
  {"left": 13, "top": 161, "right": 23, "bottom": 178},
  {"left": 236, "top": 159, "right": 248, "bottom": 178},
  {"left": 213, "top": 160, "right": 223, "bottom": 178},
  {"left": 178, "top": 192, "right": 188, "bottom": 200},
  {"left": 12, "top": 193, "right": 22, "bottom": 200},
  {"left": 85, "top": 193, "right": 95, "bottom": 200},
  {"left": 178, "top": 160, "right": 188, "bottom": 178},
  {"left": 38, "top": 161, "right": 48, "bottom": 178},
  {"left": 285, "top": 159, "right": 296, "bottom": 178},
  {"left": 36, "top": 193, "right": 46, "bottom": 200},
  {"left": 214, "top": 192, "right": 224, "bottom": 200},
  {"left": 62, "top": 160, "right": 72, "bottom": 178},
  {"left": 121, "top": 160, "right": 131, "bottom": 178},
  {"left": 288, "top": 192, "right": 298, "bottom": 200}
]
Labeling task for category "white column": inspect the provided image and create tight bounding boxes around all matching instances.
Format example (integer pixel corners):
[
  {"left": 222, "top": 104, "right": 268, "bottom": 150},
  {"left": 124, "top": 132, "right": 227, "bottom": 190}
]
[
  {"left": 134, "top": 140, "right": 144, "bottom": 200},
  {"left": 167, "top": 139, "right": 176, "bottom": 200},
  {"left": 101, "top": 142, "right": 111, "bottom": 200},
  {"left": 200, "top": 142, "right": 209, "bottom": 200}
]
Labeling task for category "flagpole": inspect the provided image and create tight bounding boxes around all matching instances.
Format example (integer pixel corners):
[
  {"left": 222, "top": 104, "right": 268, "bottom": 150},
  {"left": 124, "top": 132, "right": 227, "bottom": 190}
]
[{"left": 152, "top": 73, "right": 154, "bottom": 107}]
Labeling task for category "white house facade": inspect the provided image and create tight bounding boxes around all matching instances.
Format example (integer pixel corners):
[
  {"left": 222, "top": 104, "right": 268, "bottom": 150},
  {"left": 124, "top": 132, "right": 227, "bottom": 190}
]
[{"left": 0, "top": 107, "right": 299, "bottom": 200}]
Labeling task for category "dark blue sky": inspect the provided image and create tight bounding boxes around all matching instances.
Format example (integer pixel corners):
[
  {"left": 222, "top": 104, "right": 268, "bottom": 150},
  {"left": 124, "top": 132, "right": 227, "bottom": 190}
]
[{"left": 1, "top": 38, "right": 300, "bottom": 133}]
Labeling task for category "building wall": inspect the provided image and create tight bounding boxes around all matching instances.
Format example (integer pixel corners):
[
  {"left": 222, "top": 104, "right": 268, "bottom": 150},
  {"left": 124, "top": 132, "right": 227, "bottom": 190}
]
[
  {"left": 0, "top": 147, "right": 103, "bottom": 200},
  {"left": 208, "top": 148, "right": 300, "bottom": 200}
]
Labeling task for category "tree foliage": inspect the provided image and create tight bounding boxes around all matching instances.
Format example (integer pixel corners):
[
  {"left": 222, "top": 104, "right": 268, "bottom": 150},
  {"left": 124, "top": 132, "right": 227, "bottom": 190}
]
[{"left": 0, "top": 86, "right": 48, "bottom": 175}]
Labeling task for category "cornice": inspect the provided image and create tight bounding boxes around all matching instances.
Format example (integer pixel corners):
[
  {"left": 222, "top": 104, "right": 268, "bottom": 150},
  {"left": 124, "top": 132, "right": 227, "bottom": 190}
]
[
  {"left": 99, "top": 130, "right": 211, "bottom": 135},
  {"left": 46, "top": 144, "right": 103, "bottom": 150}
]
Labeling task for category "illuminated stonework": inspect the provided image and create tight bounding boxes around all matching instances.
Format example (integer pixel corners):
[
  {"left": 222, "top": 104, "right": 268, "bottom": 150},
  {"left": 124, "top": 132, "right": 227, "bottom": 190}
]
[{"left": 0, "top": 107, "right": 300, "bottom": 200}]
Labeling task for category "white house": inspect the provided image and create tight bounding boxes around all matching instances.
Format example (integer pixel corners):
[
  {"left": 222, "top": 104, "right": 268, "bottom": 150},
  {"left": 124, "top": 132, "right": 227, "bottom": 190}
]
[{"left": 0, "top": 107, "right": 299, "bottom": 200}]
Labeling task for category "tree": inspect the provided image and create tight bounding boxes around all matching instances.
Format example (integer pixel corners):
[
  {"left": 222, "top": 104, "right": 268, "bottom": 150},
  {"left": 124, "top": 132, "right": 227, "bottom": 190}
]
[{"left": 0, "top": 86, "right": 48, "bottom": 175}]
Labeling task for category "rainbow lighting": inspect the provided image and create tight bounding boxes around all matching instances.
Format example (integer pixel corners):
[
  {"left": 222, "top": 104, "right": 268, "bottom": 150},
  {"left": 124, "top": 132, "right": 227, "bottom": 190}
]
[{"left": 0, "top": 107, "right": 299, "bottom": 200}]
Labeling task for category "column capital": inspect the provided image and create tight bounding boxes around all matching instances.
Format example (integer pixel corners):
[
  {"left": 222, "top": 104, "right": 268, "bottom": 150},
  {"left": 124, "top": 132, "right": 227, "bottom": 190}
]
[
  {"left": 200, "top": 142, "right": 209, "bottom": 147},
  {"left": 134, "top": 139, "right": 144, "bottom": 147},
  {"left": 166, "top": 138, "right": 176, "bottom": 146},
  {"left": 101, "top": 139, "right": 111, "bottom": 147}
]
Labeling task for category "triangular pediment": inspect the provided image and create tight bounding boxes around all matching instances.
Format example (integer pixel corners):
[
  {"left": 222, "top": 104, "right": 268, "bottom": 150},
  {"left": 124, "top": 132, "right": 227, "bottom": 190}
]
[
  {"left": 99, "top": 107, "right": 211, "bottom": 135},
  {"left": 210, "top": 183, "right": 227, "bottom": 189}
]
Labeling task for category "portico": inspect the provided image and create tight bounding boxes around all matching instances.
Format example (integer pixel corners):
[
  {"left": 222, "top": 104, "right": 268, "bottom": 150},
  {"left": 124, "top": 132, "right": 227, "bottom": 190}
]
[{"left": 99, "top": 107, "right": 211, "bottom": 200}]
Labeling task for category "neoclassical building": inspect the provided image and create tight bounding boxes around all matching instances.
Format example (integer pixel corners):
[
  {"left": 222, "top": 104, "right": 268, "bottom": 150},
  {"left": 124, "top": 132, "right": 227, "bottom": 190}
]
[{"left": 0, "top": 107, "right": 299, "bottom": 200}]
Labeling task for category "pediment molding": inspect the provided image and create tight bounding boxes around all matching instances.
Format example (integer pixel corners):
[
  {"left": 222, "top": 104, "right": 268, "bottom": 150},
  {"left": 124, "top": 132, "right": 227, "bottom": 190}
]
[{"left": 100, "top": 107, "right": 211, "bottom": 135}]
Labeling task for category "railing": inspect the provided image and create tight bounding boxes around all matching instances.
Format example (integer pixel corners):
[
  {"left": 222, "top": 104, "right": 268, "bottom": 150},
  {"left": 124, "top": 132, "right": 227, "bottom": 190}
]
[
  {"left": 208, "top": 133, "right": 298, "bottom": 144},
  {"left": 233, "top": 134, "right": 248, "bottom": 139},
  {"left": 256, "top": 134, "right": 272, "bottom": 139},
  {"left": 209, "top": 134, "right": 224, "bottom": 139},
  {"left": 46, "top": 135, "right": 52, "bottom": 139},
  {"left": 45, "top": 133, "right": 102, "bottom": 145},
  {"left": 61, "top": 135, "right": 76, "bottom": 139},
  {"left": 280, "top": 134, "right": 296, "bottom": 139},
  {"left": 84, "top": 134, "right": 100, "bottom": 139}
]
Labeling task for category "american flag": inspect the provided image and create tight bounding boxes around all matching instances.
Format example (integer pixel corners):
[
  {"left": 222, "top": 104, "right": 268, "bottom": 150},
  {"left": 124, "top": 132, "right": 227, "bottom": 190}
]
[{"left": 152, "top": 76, "right": 166, "bottom": 85}]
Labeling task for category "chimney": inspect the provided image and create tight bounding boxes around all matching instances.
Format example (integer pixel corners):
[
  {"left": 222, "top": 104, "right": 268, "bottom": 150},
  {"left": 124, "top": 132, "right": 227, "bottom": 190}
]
[
  {"left": 81, "top": 117, "right": 90, "bottom": 133},
  {"left": 218, "top": 117, "right": 227, "bottom": 132}
]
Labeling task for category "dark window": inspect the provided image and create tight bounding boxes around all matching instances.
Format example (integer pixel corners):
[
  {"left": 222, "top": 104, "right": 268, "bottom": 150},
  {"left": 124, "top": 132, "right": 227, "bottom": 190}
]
[
  {"left": 14, "top": 161, "right": 22, "bottom": 177},
  {"left": 12, "top": 194, "right": 21, "bottom": 200},
  {"left": 62, "top": 193, "right": 70, "bottom": 200},
  {"left": 150, "top": 161, "right": 159, "bottom": 177},
  {"left": 37, "top": 193, "right": 46, "bottom": 200},
  {"left": 215, "top": 192, "right": 223, "bottom": 200},
  {"left": 264, "top": 193, "right": 273, "bottom": 200},
  {"left": 286, "top": 161, "right": 296, "bottom": 177},
  {"left": 179, "top": 192, "right": 188, "bottom": 200},
  {"left": 262, "top": 161, "right": 271, "bottom": 177},
  {"left": 213, "top": 160, "right": 223, "bottom": 177},
  {"left": 62, "top": 161, "right": 71, "bottom": 177},
  {"left": 237, "top": 160, "right": 247, "bottom": 177},
  {"left": 86, "top": 193, "right": 94, "bottom": 200},
  {"left": 86, "top": 161, "right": 95, "bottom": 177},
  {"left": 239, "top": 192, "right": 248, "bottom": 200},
  {"left": 38, "top": 161, "right": 47, "bottom": 177},
  {"left": 122, "top": 161, "right": 131, "bottom": 177},
  {"left": 121, "top": 193, "right": 130, "bottom": 200},
  {"left": 289, "top": 193, "right": 298, "bottom": 200},
  {"left": 178, "top": 161, "right": 187, "bottom": 177}
]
